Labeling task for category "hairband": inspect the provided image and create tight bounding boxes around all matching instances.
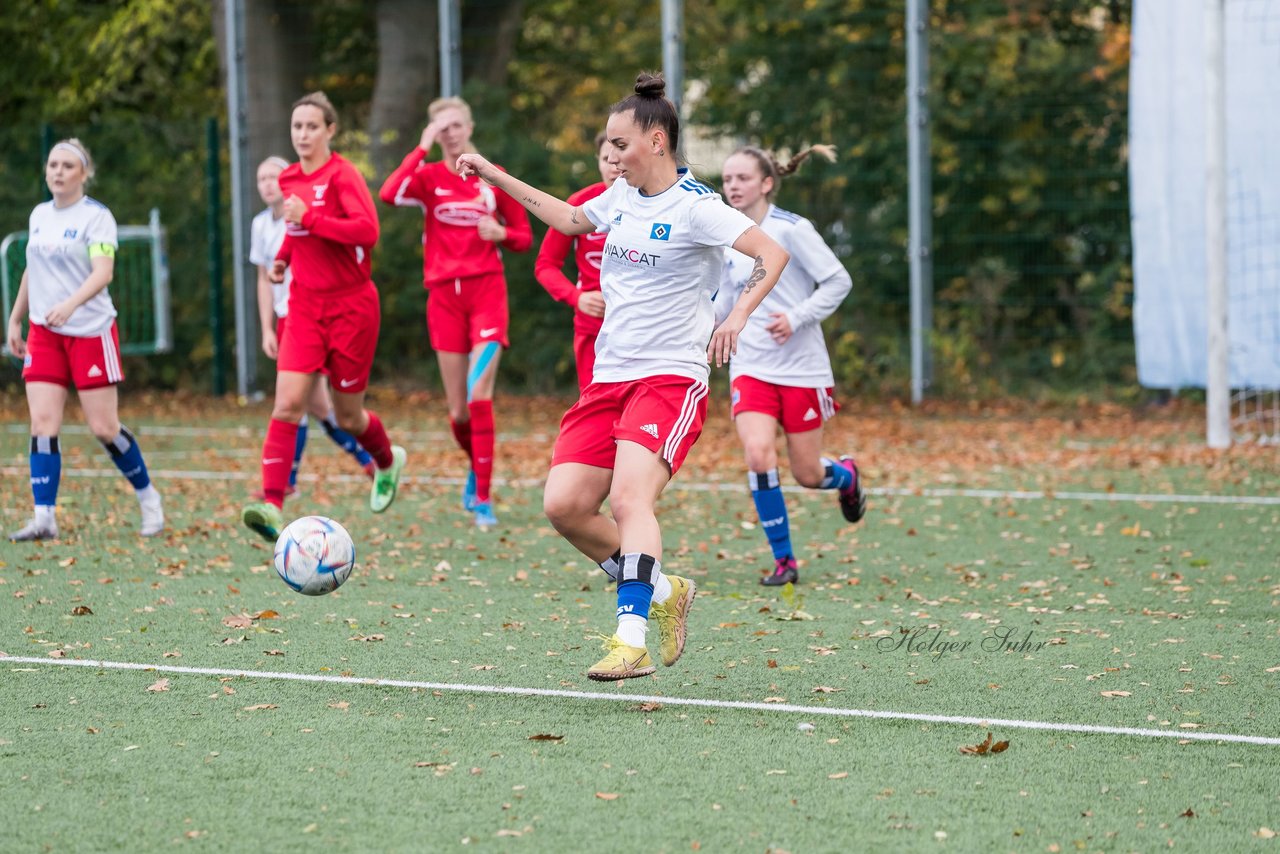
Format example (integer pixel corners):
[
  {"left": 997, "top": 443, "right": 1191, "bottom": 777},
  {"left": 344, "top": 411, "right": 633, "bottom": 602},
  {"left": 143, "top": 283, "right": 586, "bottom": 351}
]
[
  {"left": 51, "top": 142, "right": 88, "bottom": 168},
  {"left": 264, "top": 156, "right": 290, "bottom": 170}
]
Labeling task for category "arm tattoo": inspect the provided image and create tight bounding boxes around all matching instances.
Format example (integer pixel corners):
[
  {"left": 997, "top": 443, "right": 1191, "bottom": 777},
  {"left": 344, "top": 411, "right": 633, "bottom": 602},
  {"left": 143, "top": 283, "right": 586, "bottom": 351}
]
[
  {"left": 521, "top": 195, "right": 540, "bottom": 208},
  {"left": 743, "top": 256, "right": 766, "bottom": 293},
  {"left": 570, "top": 208, "right": 580, "bottom": 225}
]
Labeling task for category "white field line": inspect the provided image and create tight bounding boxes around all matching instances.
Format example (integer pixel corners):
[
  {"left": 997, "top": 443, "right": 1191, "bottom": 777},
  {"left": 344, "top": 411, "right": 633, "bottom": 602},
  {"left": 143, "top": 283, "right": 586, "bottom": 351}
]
[
  {"left": 4, "top": 655, "right": 1277, "bottom": 747},
  {"left": 2, "top": 465, "right": 1278, "bottom": 507}
]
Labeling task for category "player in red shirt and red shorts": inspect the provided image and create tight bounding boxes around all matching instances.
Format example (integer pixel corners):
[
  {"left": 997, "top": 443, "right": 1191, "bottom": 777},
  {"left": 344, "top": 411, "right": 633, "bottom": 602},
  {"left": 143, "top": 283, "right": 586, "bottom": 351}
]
[
  {"left": 241, "top": 91, "right": 407, "bottom": 542},
  {"left": 457, "top": 73, "right": 791, "bottom": 681},
  {"left": 534, "top": 132, "right": 622, "bottom": 391},
  {"left": 380, "top": 97, "right": 532, "bottom": 529}
]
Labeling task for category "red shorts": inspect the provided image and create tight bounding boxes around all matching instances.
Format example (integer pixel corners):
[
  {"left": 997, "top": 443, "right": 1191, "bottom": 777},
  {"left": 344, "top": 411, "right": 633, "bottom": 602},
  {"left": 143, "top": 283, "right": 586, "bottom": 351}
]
[
  {"left": 427, "top": 272, "right": 509, "bottom": 353},
  {"left": 277, "top": 284, "right": 380, "bottom": 393},
  {"left": 23, "top": 322, "right": 124, "bottom": 390},
  {"left": 552, "top": 375, "right": 708, "bottom": 475},
  {"left": 275, "top": 314, "right": 329, "bottom": 377},
  {"left": 572, "top": 328, "right": 597, "bottom": 392},
  {"left": 731, "top": 375, "right": 839, "bottom": 434}
]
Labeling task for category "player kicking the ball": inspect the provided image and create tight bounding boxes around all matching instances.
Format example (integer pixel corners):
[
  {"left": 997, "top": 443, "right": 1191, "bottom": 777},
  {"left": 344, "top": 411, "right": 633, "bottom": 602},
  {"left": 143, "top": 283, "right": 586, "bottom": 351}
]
[{"left": 457, "top": 73, "right": 789, "bottom": 680}]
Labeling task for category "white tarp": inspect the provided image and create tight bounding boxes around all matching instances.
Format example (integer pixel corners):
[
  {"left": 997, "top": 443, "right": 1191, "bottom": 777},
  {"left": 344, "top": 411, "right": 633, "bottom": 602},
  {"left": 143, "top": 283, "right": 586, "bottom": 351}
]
[{"left": 1130, "top": 0, "right": 1280, "bottom": 388}]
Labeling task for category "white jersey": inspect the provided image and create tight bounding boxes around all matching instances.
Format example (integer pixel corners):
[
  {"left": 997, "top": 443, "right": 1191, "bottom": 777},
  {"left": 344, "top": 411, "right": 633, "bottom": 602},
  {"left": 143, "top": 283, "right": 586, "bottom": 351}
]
[
  {"left": 25, "top": 196, "right": 118, "bottom": 338},
  {"left": 249, "top": 207, "right": 291, "bottom": 317},
  {"left": 717, "top": 205, "right": 852, "bottom": 387},
  {"left": 582, "top": 169, "right": 755, "bottom": 384}
]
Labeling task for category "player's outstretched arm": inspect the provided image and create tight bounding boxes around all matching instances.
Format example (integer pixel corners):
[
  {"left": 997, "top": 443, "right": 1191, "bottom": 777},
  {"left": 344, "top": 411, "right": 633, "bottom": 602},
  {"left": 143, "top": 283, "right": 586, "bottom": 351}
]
[{"left": 456, "top": 153, "right": 592, "bottom": 236}]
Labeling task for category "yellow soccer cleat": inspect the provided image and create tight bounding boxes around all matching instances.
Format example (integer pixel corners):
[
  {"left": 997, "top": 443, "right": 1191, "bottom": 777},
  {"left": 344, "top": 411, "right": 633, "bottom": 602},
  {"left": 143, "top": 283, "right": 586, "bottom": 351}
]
[
  {"left": 649, "top": 575, "right": 696, "bottom": 667},
  {"left": 586, "top": 634, "right": 655, "bottom": 681}
]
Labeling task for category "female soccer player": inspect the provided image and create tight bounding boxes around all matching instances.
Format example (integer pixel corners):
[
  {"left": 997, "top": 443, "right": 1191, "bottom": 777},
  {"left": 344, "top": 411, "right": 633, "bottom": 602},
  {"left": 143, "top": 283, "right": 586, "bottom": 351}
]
[
  {"left": 251, "top": 154, "right": 376, "bottom": 495},
  {"left": 5, "top": 139, "right": 163, "bottom": 541},
  {"left": 718, "top": 145, "right": 866, "bottom": 587},
  {"left": 379, "top": 97, "right": 532, "bottom": 529},
  {"left": 457, "top": 73, "right": 790, "bottom": 680},
  {"left": 241, "top": 92, "right": 406, "bottom": 542},
  {"left": 534, "top": 131, "right": 622, "bottom": 390}
]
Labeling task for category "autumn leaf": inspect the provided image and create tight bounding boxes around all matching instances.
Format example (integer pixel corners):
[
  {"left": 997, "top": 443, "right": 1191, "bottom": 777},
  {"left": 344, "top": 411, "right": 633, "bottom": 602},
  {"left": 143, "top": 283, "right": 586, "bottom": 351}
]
[
  {"left": 69, "top": 605, "right": 93, "bottom": 616},
  {"left": 528, "top": 734, "right": 563, "bottom": 741},
  {"left": 222, "top": 614, "right": 253, "bottom": 629},
  {"left": 264, "top": 649, "right": 284, "bottom": 656},
  {"left": 595, "top": 792, "right": 620, "bottom": 800},
  {"left": 1100, "top": 690, "right": 1131, "bottom": 698},
  {"left": 147, "top": 678, "right": 170, "bottom": 692},
  {"left": 327, "top": 701, "right": 350, "bottom": 710},
  {"left": 629, "top": 702, "right": 662, "bottom": 712},
  {"left": 349, "top": 634, "right": 385, "bottom": 642},
  {"left": 242, "top": 704, "right": 278, "bottom": 711},
  {"left": 828, "top": 772, "right": 849, "bottom": 780},
  {"left": 812, "top": 686, "right": 842, "bottom": 694},
  {"left": 959, "top": 732, "right": 1009, "bottom": 755},
  {"left": 252, "top": 610, "right": 280, "bottom": 620},
  {"left": 47, "top": 649, "right": 66, "bottom": 658},
  {"left": 763, "top": 697, "right": 787, "bottom": 703}
]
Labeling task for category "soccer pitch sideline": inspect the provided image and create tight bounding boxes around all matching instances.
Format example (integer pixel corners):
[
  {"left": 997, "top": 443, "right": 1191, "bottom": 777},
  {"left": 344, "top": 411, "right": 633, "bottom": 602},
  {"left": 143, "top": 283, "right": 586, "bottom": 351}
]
[{"left": 1, "top": 395, "right": 1278, "bottom": 851}]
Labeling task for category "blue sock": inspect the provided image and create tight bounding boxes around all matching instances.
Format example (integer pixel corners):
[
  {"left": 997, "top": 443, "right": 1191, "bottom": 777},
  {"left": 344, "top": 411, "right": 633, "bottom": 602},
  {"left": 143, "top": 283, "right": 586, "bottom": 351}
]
[
  {"left": 102, "top": 427, "right": 151, "bottom": 490},
  {"left": 819, "top": 457, "right": 853, "bottom": 491},
  {"left": 321, "top": 413, "right": 373, "bottom": 466},
  {"left": 30, "top": 435, "right": 61, "bottom": 509},
  {"left": 291, "top": 415, "right": 309, "bottom": 489},
  {"left": 616, "top": 552, "right": 659, "bottom": 620},
  {"left": 749, "top": 469, "right": 793, "bottom": 560}
]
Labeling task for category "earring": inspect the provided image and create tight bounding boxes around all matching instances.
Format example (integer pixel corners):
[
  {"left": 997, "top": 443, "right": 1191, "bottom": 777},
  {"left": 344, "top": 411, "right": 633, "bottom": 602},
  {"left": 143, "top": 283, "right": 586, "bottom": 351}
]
[{"left": 658, "top": 149, "right": 666, "bottom": 157}]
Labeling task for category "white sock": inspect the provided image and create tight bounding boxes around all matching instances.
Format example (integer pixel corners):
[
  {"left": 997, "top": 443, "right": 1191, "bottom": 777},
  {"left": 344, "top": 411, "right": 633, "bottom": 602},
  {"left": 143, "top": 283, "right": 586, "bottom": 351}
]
[
  {"left": 136, "top": 484, "right": 160, "bottom": 504},
  {"left": 651, "top": 571, "right": 673, "bottom": 605},
  {"left": 616, "top": 614, "right": 648, "bottom": 647},
  {"left": 34, "top": 505, "right": 56, "bottom": 525}
]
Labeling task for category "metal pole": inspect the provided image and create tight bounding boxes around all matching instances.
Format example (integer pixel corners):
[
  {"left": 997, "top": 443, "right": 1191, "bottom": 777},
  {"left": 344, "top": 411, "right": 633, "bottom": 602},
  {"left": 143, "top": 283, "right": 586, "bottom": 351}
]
[
  {"left": 439, "top": 0, "right": 462, "bottom": 97},
  {"left": 1205, "top": 0, "right": 1229, "bottom": 448},
  {"left": 662, "top": 0, "right": 684, "bottom": 114},
  {"left": 224, "top": 0, "right": 257, "bottom": 398},
  {"left": 907, "top": 0, "right": 933, "bottom": 404},
  {"left": 206, "top": 117, "right": 226, "bottom": 396}
]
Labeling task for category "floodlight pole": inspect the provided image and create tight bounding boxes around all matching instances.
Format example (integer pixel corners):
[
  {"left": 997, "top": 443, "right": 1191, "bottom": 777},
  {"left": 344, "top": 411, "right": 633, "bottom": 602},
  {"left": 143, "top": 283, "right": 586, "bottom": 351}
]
[
  {"left": 439, "top": 0, "right": 462, "bottom": 97},
  {"left": 662, "top": 0, "right": 684, "bottom": 113},
  {"left": 907, "top": 0, "right": 933, "bottom": 404},
  {"left": 1205, "top": 0, "right": 1229, "bottom": 448},
  {"left": 224, "top": 0, "right": 257, "bottom": 398}
]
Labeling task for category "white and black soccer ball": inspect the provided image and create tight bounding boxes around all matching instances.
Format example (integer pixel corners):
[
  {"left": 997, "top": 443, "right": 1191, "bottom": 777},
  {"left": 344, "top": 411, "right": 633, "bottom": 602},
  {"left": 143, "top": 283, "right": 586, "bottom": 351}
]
[{"left": 273, "top": 516, "right": 356, "bottom": 596}]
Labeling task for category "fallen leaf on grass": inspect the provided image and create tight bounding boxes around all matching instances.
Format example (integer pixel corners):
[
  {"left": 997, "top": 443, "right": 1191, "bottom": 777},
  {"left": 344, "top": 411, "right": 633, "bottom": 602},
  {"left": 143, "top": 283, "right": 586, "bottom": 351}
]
[
  {"left": 147, "top": 678, "right": 170, "bottom": 693},
  {"left": 959, "top": 732, "right": 1010, "bottom": 755},
  {"left": 47, "top": 649, "right": 66, "bottom": 658},
  {"left": 528, "top": 734, "right": 563, "bottom": 741},
  {"left": 69, "top": 605, "right": 93, "bottom": 616},
  {"left": 1180, "top": 809, "right": 1196, "bottom": 818},
  {"left": 252, "top": 610, "right": 280, "bottom": 620},
  {"left": 595, "top": 792, "right": 619, "bottom": 800},
  {"left": 327, "top": 701, "right": 350, "bottom": 710},
  {"left": 1256, "top": 828, "right": 1276, "bottom": 840},
  {"left": 472, "top": 664, "right": 496, "bottom": 670},
  {"left": 349, "top": 634, "right": 385, "bottom": 642},
  {"left": 243, "top": 704, "right": 277, "bottom": 711},
  {"left": 220, "top": 636, "right": 245, "bottom": 645},
  {"left": 763, "top": 697, "right": 787, "bottom": 703},
  {"left": 812, "top": 686, "right": 842, "bottom": 694},
  {"left": 264, "top": 649, "right": 284, "bottom": 656},
  {"left": 59, "top": 557, "right": 75, "bottom": 567},
  {"left": 828, "top": 772, "right": 849, "bottom": 779},
  {"left": 1100, "top": 691, "right": 1131, "bottom": 698},
  {"left": 630, "top": 702, "right": 663, "bottom": 712},
  {"left": 222, "top": 614, "right": 254, "bottom": 629}
]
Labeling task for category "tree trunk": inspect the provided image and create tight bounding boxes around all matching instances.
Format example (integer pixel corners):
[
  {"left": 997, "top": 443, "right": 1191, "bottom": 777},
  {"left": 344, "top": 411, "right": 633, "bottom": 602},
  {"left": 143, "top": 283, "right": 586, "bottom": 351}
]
[
  {"left": 370, "top": 0, "right": 438, "bottom": 176},
  {"left": 212, "top": 0, "right": 313, "bottom": 170},
  {"left": 462, "top": 0, "right": 524, "bottom": 90}
]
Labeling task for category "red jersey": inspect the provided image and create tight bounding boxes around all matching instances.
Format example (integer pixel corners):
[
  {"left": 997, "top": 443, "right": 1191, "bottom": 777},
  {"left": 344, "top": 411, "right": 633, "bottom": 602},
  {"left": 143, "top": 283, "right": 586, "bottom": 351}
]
[
  {"left": 275, "top": 153, "right": 379, "bottom": 296},
  {"left": 379, "top": 148, "right": 532, "bottom": 288},
  {"left": 534, "top": 182, "right": 608, "bottom": 335}
]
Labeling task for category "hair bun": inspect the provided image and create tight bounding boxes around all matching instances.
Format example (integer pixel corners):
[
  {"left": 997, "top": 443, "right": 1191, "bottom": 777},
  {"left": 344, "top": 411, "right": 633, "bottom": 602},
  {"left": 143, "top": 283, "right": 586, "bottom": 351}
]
[{"left": 634, "top": 73, "right": 666, "bottom": 99}]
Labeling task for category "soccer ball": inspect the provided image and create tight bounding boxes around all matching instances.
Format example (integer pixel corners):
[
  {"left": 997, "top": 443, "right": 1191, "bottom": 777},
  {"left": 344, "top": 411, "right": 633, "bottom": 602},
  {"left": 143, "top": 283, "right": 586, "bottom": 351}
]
[{"left": 273, "top": 516, "right": 356, "bottom": 596}]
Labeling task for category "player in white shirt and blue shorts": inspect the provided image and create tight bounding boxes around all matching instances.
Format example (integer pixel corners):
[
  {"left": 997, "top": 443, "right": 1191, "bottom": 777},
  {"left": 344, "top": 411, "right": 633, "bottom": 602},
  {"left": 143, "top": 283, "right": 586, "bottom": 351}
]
[
  {"left": 718, "top": 145, "right": 867, "bottom": 587},
  {"left": 250, "top": 155, "right": 376, "bottom": 498},
  {"left": 457, "top": 73, "right": 791, "bottom": 681},
  {"left": 5, "top": 139, "right": 164, "bottom": 541}
]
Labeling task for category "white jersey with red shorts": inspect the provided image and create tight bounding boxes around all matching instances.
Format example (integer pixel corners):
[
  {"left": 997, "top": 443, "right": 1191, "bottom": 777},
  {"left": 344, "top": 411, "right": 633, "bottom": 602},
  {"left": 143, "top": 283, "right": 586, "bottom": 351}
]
[
  {"left": 718, "top": 204, "right": 852, "bottom": 431},
  {"left": 549, "top": 170, "right": 754, "bottom": 473},
  {"left": 249, "top": 206, "right": 290, "bottom": 317},
  {"left": 21, "top": 196, "right": 124, "bottom": 388},
  {"left": 274, "top": 153, "right": 381, "bottom": 391}
]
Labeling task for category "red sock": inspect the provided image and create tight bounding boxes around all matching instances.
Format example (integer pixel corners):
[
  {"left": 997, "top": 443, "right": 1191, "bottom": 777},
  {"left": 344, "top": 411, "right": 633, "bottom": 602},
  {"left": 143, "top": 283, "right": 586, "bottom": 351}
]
[
  {"left": 469, "top": 399, "right": 494, "bottom": 503},
  {"left": 262, "top": 418, "right": 300, "bottom": 508},
  {"left": 450, "top": 416, "right": 473, "bottom": 464},
  {"left": 356, "top": 410, "right": 394, "bottom": 469}
]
